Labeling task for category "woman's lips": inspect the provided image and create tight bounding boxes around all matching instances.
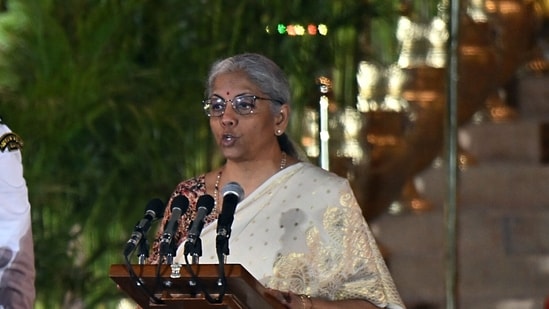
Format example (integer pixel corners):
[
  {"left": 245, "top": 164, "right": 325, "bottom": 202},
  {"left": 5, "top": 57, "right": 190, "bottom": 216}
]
[{"left": 221, "top": 133, "right": 238, "bottom": 147}]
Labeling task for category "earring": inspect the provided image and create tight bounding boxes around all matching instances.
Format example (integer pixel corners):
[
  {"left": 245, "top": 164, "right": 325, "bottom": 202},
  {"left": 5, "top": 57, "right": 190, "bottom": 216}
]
[{"left": 276, "top": 129, "right": 282, "bottom": 136}]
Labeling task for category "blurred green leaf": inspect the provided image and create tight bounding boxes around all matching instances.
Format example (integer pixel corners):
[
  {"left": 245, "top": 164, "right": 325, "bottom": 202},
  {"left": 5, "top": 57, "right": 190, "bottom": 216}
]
[{"left": 0, "top": 0, "right": 401, "bottom": 307}]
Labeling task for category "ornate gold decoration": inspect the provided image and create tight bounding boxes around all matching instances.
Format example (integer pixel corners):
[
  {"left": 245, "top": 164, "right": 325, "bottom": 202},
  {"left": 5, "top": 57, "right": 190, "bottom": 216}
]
[{"left": 0, "top": 132, "right": 23, "bottom": 152}]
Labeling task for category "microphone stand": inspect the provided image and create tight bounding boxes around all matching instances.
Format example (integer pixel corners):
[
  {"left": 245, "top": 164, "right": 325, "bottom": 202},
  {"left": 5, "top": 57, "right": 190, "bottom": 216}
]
[
  {"left": 165, "top": 252, "right": 175, "bottom": 265},
  {"left": 183, "top": 237, "right": 203, "bottom": 291},
  {"left": 216, "top": 234, "right": 229, "bottom": 301},
  {"left": 192, "top": 240, "right": 202, "bottom": 265},
  {"left": 159, "top": 238, "right": 176, "bottom": 265},
  {"left": 181, "top": 236, "right": 219, "bottom": 304},
  {"left": 180, "top": 235, "right": 224, "bottom": 303},
  {"left": 137, "top": 237, "right": 149, "bottom": 265},
  {"left": 123, "top": 249, "right": 164, "bottom": 305},
  {"left": 183, "top": 237, "right": 203, "bottom": 264}
]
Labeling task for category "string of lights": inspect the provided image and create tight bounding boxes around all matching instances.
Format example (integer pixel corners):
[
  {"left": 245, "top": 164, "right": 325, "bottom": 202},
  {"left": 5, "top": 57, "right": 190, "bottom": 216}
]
[{"left": 265, "top": 23, "right": 328, "bottom": 36}]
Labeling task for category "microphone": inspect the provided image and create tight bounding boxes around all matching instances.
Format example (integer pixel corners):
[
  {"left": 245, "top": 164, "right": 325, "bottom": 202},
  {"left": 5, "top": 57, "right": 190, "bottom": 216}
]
[
  {"left": 187, "top": 194, "right": 215, "bottom": 245},
  {"left": 159, "top": 195, "right": 190, "bottom": 257},
  {"left": 215, "top": 183, "right": 243, "bottom": 297},
  {"left": 216, "top": 182, "right": 244, "bottom": 257},
  {"left": 217, "top": 182, "right": 244, "bottom": 238},
  {"left": 124, "top": 198, "right": 165, "bottom": 257}
]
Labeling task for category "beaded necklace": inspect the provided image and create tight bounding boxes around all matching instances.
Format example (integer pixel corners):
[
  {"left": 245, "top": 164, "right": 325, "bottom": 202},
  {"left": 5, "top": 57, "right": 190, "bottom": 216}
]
[{"left": 213, "top": 151, "right": 287, "bottom": 209}]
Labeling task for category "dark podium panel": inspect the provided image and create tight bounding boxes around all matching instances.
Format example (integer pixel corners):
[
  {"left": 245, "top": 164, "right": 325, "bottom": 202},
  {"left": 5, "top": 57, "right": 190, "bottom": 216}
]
[{"left": 110, "top": 264, "right": 284, "bottom": 309}]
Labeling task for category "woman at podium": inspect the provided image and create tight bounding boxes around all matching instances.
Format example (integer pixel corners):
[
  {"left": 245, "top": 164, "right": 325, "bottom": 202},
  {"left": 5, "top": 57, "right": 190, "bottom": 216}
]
[{"left": 149, "top": 53, "right": 405, "bottom": 309}]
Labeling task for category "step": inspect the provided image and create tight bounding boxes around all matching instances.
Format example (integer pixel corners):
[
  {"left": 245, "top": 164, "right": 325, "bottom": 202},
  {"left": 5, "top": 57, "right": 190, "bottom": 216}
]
[
  {"left": 517, "top": 73, "right": 549, "bottom": 119},
  {"left": 372, "top": 205, "right": 549, "bottom": 309},
  {"left": 415, "top": 163, "right": 549, "bottom": 209},
  {"left": 373, "top": 163, "right": 549, "bottom": 308},
  {"left": 459, "top": 120, "right": 549, "bottom": 164}
]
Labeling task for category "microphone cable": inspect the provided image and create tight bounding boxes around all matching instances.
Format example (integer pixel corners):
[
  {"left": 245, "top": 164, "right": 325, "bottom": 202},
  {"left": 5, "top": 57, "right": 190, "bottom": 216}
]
[
  {"left": 183, "top": 250, "right": 222, "bottom": 304},
  {"left": 123, "top": 251, "right": 164, "bottom": 305}
]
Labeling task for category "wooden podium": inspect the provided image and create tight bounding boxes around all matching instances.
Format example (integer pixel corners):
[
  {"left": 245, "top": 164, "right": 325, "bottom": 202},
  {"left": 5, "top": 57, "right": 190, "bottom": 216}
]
[{"left": 109, "top": 264, "right": 284, "bottom": 308}]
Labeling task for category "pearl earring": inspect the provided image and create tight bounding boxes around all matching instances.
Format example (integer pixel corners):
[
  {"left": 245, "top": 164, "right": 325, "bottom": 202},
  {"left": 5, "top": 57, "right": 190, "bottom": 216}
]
[{"left": 276, "top": 129, "right": 282, "bottom": 136}]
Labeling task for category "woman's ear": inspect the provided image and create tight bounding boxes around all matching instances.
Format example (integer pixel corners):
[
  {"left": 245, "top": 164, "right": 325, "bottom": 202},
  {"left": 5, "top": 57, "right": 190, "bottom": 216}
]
[
  {"left": 275, "top": 104, "right": 290, "bottom": 126},
  {"left": 274, "top": 104, "right": 290, "bottom": 136}
]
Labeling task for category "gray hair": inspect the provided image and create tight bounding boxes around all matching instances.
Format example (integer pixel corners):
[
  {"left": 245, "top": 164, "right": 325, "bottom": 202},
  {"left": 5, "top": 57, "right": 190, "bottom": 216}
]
[
  {"left": 205, "top": 53, "right": 302, "bottom": 159},
  {"left": 205, "top": 53, "right": 291, "bottom": 112}
]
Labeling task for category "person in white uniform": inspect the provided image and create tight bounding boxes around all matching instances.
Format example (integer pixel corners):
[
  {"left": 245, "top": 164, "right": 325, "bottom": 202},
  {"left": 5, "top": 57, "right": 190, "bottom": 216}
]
[{"left": 0, "top": 117, "right": 35, "bottom": 309}]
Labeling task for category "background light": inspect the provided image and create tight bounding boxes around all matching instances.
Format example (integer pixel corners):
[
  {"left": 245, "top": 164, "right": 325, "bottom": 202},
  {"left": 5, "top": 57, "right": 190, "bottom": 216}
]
[{"left": 270, "top": 23, "right": 328, "bottom": 36}]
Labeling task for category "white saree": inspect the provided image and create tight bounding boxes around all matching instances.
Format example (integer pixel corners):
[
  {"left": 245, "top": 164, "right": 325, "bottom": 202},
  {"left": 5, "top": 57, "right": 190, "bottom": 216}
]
[{"left": 174, "top": 162, "right": 404, "bottom": 309}]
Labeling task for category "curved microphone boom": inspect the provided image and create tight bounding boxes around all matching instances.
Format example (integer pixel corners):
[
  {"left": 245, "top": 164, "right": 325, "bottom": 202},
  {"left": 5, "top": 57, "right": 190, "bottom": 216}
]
[
  {"left": 159, "top": 195, "right": 190, "bottom": 258},
  {"left": 123, "top": 198, "right": 165, "bottom": 257},
  {"left": 216, "top": 182, "right": 244, "bottom": 256}
]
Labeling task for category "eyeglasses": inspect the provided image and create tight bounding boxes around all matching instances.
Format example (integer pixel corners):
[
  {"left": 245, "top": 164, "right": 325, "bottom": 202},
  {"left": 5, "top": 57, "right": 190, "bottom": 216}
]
[{"left": 202, "top": 94, "right": 283, "bottom": 117}]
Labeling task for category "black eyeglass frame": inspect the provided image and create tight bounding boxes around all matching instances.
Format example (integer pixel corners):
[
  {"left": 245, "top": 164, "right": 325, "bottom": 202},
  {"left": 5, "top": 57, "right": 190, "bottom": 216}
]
[{"left": 202, "top": 94, "right": 284, "bottom": 117}]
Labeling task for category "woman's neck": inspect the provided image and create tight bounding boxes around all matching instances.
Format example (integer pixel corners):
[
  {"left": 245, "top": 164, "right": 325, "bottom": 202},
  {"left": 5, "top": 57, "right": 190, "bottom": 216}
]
[{"left": 217, "top": 151, "right": 289, "bottom": 199}]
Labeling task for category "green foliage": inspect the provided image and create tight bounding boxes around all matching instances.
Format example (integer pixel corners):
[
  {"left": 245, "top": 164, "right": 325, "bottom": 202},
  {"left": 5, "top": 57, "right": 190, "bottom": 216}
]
[{"left": 0, "top": 0, "right": 401, "bottom": 307}]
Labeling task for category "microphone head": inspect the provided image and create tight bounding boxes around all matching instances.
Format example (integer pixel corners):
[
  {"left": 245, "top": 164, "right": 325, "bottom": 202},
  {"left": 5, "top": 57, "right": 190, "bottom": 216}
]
[
  {"left": 221, "top": 182, "right": 244, "bottom": 201},
  {"left": 196, "top": 194, "right": 215, "bottom": 214},
  {"left": 171, "top": 195, "right": 190, "bottom": 213},
  {"left": 186, "top": 195, "right": 215, "bottom": 245},
  {"left": 145, "top": 198, "right": 166, "bottom": 220},
  {"left": 217, "top": 183, "right": 242, "bottom": 229}
]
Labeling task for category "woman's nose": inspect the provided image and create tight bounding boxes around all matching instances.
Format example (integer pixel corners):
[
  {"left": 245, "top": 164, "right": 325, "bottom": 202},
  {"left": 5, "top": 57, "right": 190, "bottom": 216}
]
[{"left": 220, "top": 105, "right": 238, "bottom": 127}]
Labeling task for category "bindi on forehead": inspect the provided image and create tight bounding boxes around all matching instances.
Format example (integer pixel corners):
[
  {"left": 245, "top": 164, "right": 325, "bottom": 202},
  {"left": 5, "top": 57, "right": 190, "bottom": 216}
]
[{"left": 226, "top": 91, "right": 230, "bottom": 96}]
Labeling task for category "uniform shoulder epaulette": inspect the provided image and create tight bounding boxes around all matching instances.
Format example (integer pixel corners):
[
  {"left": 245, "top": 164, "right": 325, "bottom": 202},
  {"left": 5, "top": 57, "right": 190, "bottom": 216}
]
[{"left": 0, "top": 132, "right": 24, "bottom": 152}]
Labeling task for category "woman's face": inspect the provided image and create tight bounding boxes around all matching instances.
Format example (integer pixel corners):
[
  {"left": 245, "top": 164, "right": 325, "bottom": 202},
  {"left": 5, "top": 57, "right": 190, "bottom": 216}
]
[{"left": 209, "top": 71, "right": 287, "bottom": 163}]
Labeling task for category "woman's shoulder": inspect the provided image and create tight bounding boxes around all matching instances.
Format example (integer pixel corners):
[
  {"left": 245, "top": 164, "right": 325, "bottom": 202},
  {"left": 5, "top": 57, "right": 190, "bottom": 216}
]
[
  {"left": 285, "top": 161, "right": 351, "bottom": 194},
  {"left": 173, "top": 174, "right": 206, "bottom": 197},
  {"left": 297, "top": 161, "right": 348, "bottom": 184}
]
